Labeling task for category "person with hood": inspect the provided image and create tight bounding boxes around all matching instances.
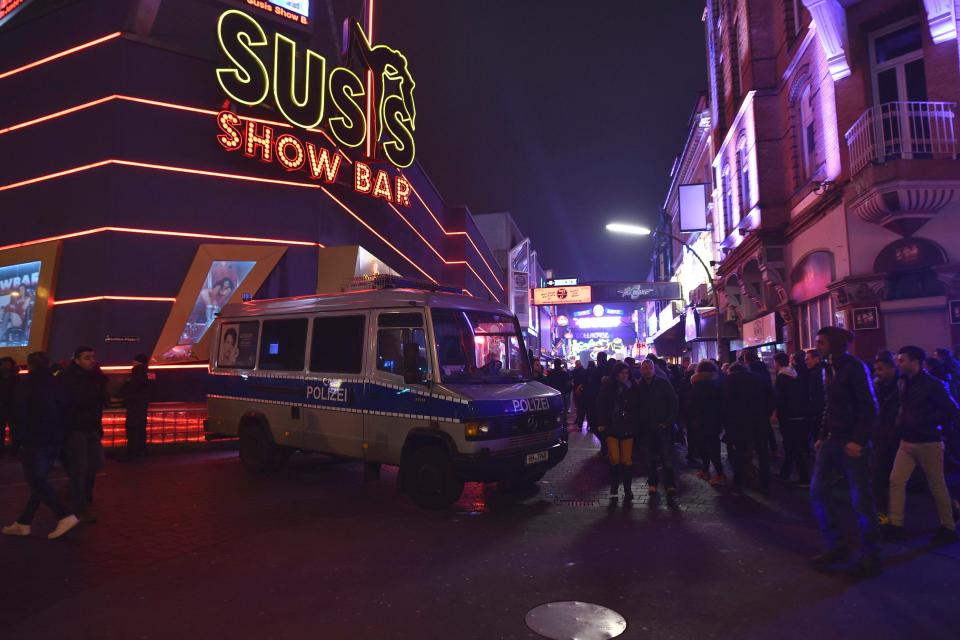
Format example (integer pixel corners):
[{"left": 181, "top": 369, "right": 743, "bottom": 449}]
[
  {"left": 61, "top": 346, "right": 110, "bottom": 522},
  {"left": 809, "top": 326, "right": 881, "bottom": 578},
  {"left": 722, "top": 362, "right": 776, "bottom": 493},
  {"left": 119, "top": 353, "right": 153, "bottom": 460},
  {"left": 636, "top": 359, "right": 679, "bottom": 496},
  {"left": 687, "top": 360, "right": 725, "bottom": 485},
  {"left": 596, "top": 363, "right": 638, "bottom": 500},
  {"left": 774, "top": 352, "right": 810, "bottom": 485},
  {"left": 872, "top": 352, "right": 900, "bottom": 524},
  {"left": 2, "top": 352, "right": 79, "bottom": 539},
  {"left": 0, "top": 356, "right": 18, "bottom": 458},
  {"left": 882, "top": 346, "right": 960, "bottom": 547}
]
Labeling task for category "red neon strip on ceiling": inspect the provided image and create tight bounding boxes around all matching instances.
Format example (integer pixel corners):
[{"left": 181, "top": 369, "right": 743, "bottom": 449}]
[
  {"left": 0, "top": 226, "right": 321, "bottom": 253},
  {"left": 101, "top": 363, "right": 209, "bottom": 372},
  {"left": 0, "top": 32, "right": 122, "bottom": 81},
  {"left": 54, "top": 295, "right": 176, "bottom": 306}
]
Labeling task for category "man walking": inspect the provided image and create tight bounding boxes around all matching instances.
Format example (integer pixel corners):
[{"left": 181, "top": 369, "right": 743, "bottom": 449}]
[
  {"left": 120, "top": 354, "right": 152, "bottom": 459},
  {"left": 544, "top": 358, "right": 572, "bottom": 427},
  {"left": 636, "top": 360, "right": 678, "bottom": 496},
  {"left": 882, "top": 346, "right": 959, "bottom": 546},
  {"left": 722, "top": 363, "right": 775, "bottom": 493},
  {"left": 61, "top": 346, "right": 109, "bottom": 522},
  {"left": 809, "top": 327, "right": 880, "bottom": 578},
  {"left": 2, "top": 352, "right": 79, "bottom": 539},
  {"left": 872, "top": 353, "right": 900, "bottom": 525},
  {"left": 774, "top": 352, "right": 809, "bottom": 485}
]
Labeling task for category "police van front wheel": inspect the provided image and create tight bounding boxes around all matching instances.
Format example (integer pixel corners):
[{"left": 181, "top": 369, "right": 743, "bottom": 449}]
[
  {"left": 238, "top": 424, "right": 291, "bottom": 473},
  {"left": 403, "top": 447, "right": 464, "bottom": 510}
]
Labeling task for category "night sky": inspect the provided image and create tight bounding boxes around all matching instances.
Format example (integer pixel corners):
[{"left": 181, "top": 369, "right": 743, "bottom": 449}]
[{"left": 374, "top": 1, "right": 708, "bottom": 282}]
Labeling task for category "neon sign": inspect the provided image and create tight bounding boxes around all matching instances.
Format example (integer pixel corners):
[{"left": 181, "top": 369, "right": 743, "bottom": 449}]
[
  {"left": 215, "top": 9, "right": 416, "bottom": 167},
  {"left": 0, "top": 0, "right": 32, "bottom": 28}
]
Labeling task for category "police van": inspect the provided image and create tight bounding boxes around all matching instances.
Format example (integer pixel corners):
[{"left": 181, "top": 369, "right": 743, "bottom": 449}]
[{"left": 205, "top": 278, "right": 567, "bottom": 509}]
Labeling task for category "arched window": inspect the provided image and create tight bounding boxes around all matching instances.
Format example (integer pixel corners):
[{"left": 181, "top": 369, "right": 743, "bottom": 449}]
[
  {"left": 736, "top": 136, "right": 751, "bottom": 214},
  {"left": 721, "top": 163, "right": 735, "bottom": 238}
]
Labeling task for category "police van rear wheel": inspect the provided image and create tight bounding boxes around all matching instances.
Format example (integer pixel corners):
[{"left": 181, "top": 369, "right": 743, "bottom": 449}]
[
  {"left": 404, "top": 447, "right": 463, "bottom": 510},
  {"left": 239, "top": 424, "right": 290, "bottom": 473}
]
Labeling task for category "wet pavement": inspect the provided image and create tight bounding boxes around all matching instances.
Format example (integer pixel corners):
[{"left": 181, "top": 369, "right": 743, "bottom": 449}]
[{"left": 1, "top": 428, "right": 959, "bottom": 639}]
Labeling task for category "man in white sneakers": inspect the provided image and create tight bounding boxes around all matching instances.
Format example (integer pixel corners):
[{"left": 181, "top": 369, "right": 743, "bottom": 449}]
[{"left": 2, "top": 352, "right": 79, "bottom": 540}]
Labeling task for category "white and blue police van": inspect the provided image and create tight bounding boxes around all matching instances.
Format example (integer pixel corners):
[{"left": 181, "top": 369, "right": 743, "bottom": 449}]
[{"left": 205, "top": 279, "right": 567, "bottom": 509}]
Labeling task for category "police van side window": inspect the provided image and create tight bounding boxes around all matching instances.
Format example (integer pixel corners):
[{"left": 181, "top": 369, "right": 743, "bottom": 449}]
[
  {"left": 310, "top": 315, "right": 365, "bottom": 374},
  {"left": 377, "top": 313, "right": 427, "bottom": 377},
  {"left": 258, "top": 318, "right": 308, "bottom": 371}
]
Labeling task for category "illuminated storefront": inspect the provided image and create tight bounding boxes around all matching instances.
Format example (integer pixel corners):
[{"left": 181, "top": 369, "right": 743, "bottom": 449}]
[{"left": 0, "top": 0, "right": 504, "bottom": 417}]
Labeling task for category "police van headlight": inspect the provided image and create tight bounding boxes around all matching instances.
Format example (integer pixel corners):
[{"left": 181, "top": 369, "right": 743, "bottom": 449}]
[{"left": 465, "top": 422, "right": 490, "bottom": 438}]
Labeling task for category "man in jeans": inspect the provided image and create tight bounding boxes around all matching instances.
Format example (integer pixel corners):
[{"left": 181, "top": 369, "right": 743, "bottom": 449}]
[
  {"left": 881, "top": 346, "right": 959, "bottom": 546},
  {"left": 61, "top": 346, "right": 109, "bottom": 523},
  {"left": 809, "top": 326, "right": 881, "bottom": 578}
]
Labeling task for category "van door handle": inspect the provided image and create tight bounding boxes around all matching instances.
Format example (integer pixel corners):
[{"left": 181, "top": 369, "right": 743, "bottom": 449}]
[{"left": 291, "top": 406, "right": 301, "bottom": 420}]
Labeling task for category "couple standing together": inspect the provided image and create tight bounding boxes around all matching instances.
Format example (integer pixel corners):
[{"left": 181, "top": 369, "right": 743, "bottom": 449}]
[{"left": 595, "top": 360, "right": 678, "bottom": 500}]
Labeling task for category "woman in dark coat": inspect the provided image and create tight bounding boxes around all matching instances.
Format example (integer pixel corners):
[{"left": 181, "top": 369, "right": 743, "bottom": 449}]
[
  {"left": 687, "top": 360, "right": 726, "bottom": 485},
  {"left": 596, "top": 363, "right": 638, "bottom": 500}
]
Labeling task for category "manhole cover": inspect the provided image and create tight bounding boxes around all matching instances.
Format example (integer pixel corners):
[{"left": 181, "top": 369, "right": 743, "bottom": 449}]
[{"left": 525, "top": 601, "right": 626, "bottom": 640}]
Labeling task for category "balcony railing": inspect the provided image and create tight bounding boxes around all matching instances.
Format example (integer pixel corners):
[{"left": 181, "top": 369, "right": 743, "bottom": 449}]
[{"left": 845, "top": 101, "right": 957, "bottom": 176}]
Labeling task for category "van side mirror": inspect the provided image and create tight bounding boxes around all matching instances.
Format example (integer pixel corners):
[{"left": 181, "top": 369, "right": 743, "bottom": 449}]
[{"left": 402, "top": 342, "right": 427, "bottom": 385}]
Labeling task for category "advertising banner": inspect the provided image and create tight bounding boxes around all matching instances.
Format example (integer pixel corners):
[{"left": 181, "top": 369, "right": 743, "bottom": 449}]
[{"left": 533, "top": 286, "right": 592, "bottom": 306}]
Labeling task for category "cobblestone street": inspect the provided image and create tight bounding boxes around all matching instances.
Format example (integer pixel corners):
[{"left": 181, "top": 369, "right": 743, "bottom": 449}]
[{"left": 1, "top": 429, "right": 959, "bottom": 639}]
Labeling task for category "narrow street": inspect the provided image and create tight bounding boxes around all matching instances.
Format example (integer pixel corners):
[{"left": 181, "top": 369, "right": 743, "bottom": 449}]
[{"left": 2, "top": 431, "right": 958, "bottom": 640}]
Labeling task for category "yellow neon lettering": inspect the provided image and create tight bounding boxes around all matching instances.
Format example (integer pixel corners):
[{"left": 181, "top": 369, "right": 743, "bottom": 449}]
[
  {"left": 380, "top": 94, "right": 416, "bottom": 168},
  {"left": 354, "top": 161, "right": 372, "bottom": 193},
  {"left": 215, "top": 10, "right": 270, "bottom": 106},
  {"left": 305, "top": 143, "right": 341, "bottom": 182},
  {"left": 327, "top": 67, "right": 366, "bottom": 148},
  {"left": 272, "top": 33, "right": 326, "bottom": 129}
]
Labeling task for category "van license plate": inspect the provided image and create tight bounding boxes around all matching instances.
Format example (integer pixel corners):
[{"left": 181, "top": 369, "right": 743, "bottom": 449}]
[{"left": 525, "top": 451, "right": 549, "bottom": 465}]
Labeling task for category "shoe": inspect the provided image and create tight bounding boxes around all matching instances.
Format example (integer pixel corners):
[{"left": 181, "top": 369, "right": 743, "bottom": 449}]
[
  {"left": 608, "top": 464, "right": 620, "bottom": 498},
  {"left": 930, "top": 526, "right": 959, "bottom": 547},
  {"left": 48, "top": 515, "right": 79, "bottom": 540},
  {"left": 847, "top": 555, "right": 882, "bottom": 579},
  {"left": 2, "top": 522, "right": 31, "bottom": 536},
  {"left": 648, "top": 484, "right": 658, "bottom": 496},
  {"left": 695, "top": 470, "right": 710, "bottom": 481},
  {"left": 709, "top": 474, "right": 725, "bottom": 487},
  {"left": 621, "top": 465, "right": 634, "bottom": 501},
  {"left": 809, "top": 547, "right": 851, "bottom": 567},
  {"left": 877, "top": 512, "right": 890, "bottom": 526},
  {"left": 77, "top": 510, "right": 97, "bottom": 524},
  {"left": 879, "top": 523, "right": 906, "bottom": 542}
]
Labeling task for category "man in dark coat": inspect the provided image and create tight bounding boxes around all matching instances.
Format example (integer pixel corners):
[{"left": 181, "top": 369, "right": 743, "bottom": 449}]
[
  {"left": 60, "top": 346, "right": 109, "bottom": 522},
  {"left": 809, "top": 327, "right": 880, "bottom": 578},
  {"left": 636, "top": 360, "right": 679, "bottom": 496},
  {"left": 120, "top": 354, "right": 152, "bottom": 459},
  {"left": 586, "top": 352, "right": 611, "bottom": 455},
  {"left": 872, "top": 353, "right": 899, "bottom": 524},
  {"left": 722, "top": 363, "right": 776, "bottom": 493},
  {"left": 544, "top": 358, "right": 572, "bottom": 426},
  {"left": 571, "top": 361, "right": 589, "bottom": 428},
  {"left": 775, "top": 352, "right": 810, "bottom": 484},
  {"left": 2, "top": 352, "right": 79, "bottom": 539}
]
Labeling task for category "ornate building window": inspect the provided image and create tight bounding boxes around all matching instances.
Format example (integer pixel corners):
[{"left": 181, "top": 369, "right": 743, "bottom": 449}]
[
  {"left": 736, "top": 136, "right": 751, "bottom": 214},
  {"left": 721, "top": 163, "right": 735, "bottom": 238}
]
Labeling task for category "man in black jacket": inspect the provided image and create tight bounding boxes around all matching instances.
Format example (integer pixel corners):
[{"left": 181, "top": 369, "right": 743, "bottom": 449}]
[
  {"left": 882, "top": 346, "right": 959, "bottom": 546},
  {"left": 872, "top": 353, "right": 900, "bottom": 524},
  {"left": 544, "top": 359, "right": 572, "bottom": 426},
  {"left": 774, "top": 352, "right": 809, "bottom": 484},
  {"left": 61, "top": 346, "right": 109, "bottom": 522},
  {"left": 120, "top": 354, "right": 152, "bottom": 460},
  {"left": 636, "top": 360, "right": 679, "bottom": 496},
  {"left": 722, "top": 363, "right": 775, "bottom": 493},
  {"left": 809, "top": 327, "right": 881, "bottom": 578},
  {"left": 2, "top": 352, "right": 79, "bottom": 539},
  {"left": 804, "top": 349, "right": 825, "bottom": 445}
]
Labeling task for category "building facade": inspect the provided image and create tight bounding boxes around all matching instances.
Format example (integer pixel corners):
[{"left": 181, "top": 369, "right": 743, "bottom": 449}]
[
  {"left": 0, "top": 0, "right": 505, "bottom": 401},
  {"left": 674, "top": 0, "right": 960, "bottom": 361}
]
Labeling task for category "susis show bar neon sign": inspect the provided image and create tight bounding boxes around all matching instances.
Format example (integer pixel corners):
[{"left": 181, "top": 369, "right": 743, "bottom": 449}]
[
  {"left": 215, "top": 9, "right": 416, "bottom": 168},
  {"left": 216, "top": 111, "right": 411, "bottom": 206}
]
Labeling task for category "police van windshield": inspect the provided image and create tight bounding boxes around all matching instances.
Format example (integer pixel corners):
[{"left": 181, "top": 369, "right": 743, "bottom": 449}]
[{"left": 431, "top": 308, "right": 532, "bottom": 383}]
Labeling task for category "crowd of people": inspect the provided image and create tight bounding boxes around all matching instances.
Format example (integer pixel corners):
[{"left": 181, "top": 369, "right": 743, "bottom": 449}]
[
  {"left": 0, "top": 348, "right": 152, "bottom": 540},
  {"left": 535, "top": 325, "right": 960, "bottom": 578}
]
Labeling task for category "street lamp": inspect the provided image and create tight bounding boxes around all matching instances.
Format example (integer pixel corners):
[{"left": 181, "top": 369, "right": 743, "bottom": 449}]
[{"left": 606, "top": 221, "right": 723, "bottom": 357}]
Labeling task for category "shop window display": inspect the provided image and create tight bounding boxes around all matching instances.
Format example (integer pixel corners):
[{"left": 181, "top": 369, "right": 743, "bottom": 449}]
[{"left": 0, "top": 261, "right": 40, "bottom": 348}]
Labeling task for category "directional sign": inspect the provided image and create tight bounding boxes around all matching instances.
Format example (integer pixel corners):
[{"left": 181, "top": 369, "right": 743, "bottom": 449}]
[{"left": 545, "top": 278, "right": 578, "bottom": 287}]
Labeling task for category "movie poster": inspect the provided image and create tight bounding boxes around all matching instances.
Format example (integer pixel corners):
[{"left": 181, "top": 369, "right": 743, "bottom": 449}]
[
  {"left": 0, "top": 260, "right": 41, "bottom": 348},
  {"left": 218, "top": 321, "right": 259, "bottom": 369},
  {"left": 178, "top": 260, "right": 256, "bottom": 346}
]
